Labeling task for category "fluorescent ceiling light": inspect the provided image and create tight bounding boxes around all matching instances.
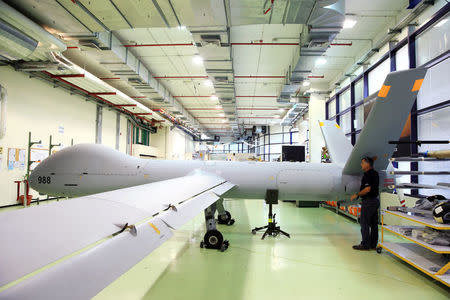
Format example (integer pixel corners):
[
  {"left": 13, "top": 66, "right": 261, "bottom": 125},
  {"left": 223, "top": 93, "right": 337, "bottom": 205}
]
[
  {"left": 315, "top": 57, "right": 327, "bottom": 66},
  {"left": 343, "top": 18, "right": 357, "bottom": 29},
  {"left": 435, "top": 19, "right": 448, "bottom": 27},
  {"left": 178, "top": 25, "right": 187, "bottom": 30},
  {"left": 278, "top": 108, "right": 285, "bottom": 112},
  {"left": 274, "top": 115, "right": 281, "bottom": 119},
  {"left": 210, "top": 95, "right": 218, "bottom": 101},
  {"left": 302, "top": 81, "right": 311, "bottom": 87},
  {"left": 204, "top": 79, "right": 213, "bottom": 87},
  {"left": 219, "top": 113, "right": 225, "bottom": 117},
  {"left": 193, "top": 55, "right": 203, "bottom": 64}
]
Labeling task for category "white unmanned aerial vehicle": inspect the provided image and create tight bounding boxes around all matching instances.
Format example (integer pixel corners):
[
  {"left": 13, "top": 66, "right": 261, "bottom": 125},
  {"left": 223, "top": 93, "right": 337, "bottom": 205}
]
[{"left": 0, "top": 68, "right": 427, "bottom": 299}]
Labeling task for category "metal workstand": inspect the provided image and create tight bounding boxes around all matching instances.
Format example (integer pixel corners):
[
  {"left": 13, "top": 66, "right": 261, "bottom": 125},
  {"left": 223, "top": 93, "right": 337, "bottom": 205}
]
[{"left": 378, "top": 210, "right": 450, "bottom": 287}]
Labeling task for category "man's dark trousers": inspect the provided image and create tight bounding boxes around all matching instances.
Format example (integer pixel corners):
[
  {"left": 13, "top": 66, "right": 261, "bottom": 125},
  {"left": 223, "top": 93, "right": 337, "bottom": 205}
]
[{"left": 360, "top": 197, "right": 380, "bottom": 248}]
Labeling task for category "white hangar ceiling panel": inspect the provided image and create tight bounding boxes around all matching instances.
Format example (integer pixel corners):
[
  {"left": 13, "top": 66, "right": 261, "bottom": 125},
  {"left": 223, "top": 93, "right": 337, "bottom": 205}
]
[{"left": 171, "top": 0, "right": 227, "bottom": 28}]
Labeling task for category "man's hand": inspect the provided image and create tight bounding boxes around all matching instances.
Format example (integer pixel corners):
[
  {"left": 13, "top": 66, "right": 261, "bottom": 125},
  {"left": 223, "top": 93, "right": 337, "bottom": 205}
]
[{"left": 350, "top": 194, "right": 358, "bottom": 201}]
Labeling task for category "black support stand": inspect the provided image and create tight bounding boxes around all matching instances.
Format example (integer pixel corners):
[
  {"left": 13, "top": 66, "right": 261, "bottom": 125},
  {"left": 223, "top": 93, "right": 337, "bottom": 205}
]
[{"left": 251, "top": 190, "right": 290, "bottom": 240}]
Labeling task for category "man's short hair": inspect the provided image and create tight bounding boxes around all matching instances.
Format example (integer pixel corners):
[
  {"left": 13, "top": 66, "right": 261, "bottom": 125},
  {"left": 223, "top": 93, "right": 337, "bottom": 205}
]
[{"left": 362, "top": 156, "right": 374, "bottom": 167}]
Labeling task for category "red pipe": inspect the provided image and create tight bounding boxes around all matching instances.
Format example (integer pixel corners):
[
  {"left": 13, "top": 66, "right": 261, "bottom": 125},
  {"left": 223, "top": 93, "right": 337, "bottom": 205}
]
[
  {"left": 115, "top": 104, "right": 137, "bottom": 107},
  {"left": 234, "top": 76, "right": 285, "bottom": 79},
  {"left": 177, "top": 95, "right": 278, "bottom": 98},
  {"left": 88, "top": 92, "right": 116, "bottom": 96},
  {"left": 239, "top": 117, "right": 279, "bottom": 119},
  {"left": 308, "top": 75, "right": 324, "bottom": 79},
  {"left": 124, "top": 43, "right": 194, "bottom": 47},
  {"left": 235, "top": 95, "right": 278, "bottom": 98},
  {"left": 231, "top": 43, "right": 298, "bottom": 46},
  {"left": 197, "top": 117, "right": 227, "bottom": 119},
  {"left": 67, "top": 46, "right": 79, "bottom": 49},
  {"left": 237, "top": 108, "right": 280, "bottom": 110},
  {"left": 43, "top": 71, "right": 152, "bottom": 124},
  {"left": 264, "top": 0, "right": 274, "bottom": 14},
  {"left": 154, "top": 76, "right": 208, "bottom": 79},
  {"left": 133, "top": 113, "right": 152, "bottom": 115},
  {"left": 131, "top": 96, "right": 148, "bottom": 99},
  {"left": 175, "top": 95, "right": 212, "bottom": 98},
  {"left": 201, "top": 123, "right": 230, "bottom": 125},
  {"left": 50, "top": 74, "right": 85, "bottom": 78},
  {"left": 186, "top": 108, "right": 222, "bottom": 111}
]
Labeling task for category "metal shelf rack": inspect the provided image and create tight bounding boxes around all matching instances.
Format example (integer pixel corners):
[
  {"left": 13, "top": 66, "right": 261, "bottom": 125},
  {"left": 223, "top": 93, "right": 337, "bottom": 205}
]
[
  {"left": 322, "top": 202, "right": 360, "bottom": 222},
  {"left": 379, "top": 210, "right": 450, "bottom": 287}
]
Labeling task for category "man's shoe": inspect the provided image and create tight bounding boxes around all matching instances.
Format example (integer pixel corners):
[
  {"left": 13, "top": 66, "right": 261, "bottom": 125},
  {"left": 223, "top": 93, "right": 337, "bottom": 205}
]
[{"left": 352, "top": 244, "right": 370, "bottom": 250}]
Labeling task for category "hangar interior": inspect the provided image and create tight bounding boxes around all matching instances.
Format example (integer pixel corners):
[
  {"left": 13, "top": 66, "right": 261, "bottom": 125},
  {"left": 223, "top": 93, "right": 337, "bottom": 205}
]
[{"left": 0, "top": 0, "right": 449, "bottom": 299}]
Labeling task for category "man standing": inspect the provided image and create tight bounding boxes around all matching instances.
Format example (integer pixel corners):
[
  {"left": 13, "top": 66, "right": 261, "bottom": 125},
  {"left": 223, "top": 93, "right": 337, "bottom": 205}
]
[{"left": 350, "top": 157, "right": 380, "bottom": 250}]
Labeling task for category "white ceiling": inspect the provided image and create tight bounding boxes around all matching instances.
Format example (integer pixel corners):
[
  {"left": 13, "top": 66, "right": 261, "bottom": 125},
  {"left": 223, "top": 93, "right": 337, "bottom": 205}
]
[{"left": 5, "top": 0, "right": 415, "bottom": 137}]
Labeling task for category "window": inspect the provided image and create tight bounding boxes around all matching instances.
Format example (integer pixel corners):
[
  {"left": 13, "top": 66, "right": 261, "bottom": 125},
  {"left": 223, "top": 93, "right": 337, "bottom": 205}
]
[
  {"left": 368, "top": 58, "right": 390, "bottom": 95},
  {"left": 416, "top": 14, "right": 450, "bottom": 66},
  {"left": 328, "top": 99, "right": 336, "bottom": 118},
  {"left": 340, "top": 89, "right": 351, "bottom": 111},
  {"left": 417, "top": 57, "right": 450, "bottom": 110},
  {"left": 417, "top": 106, "right": 450, "bottom": 198},
  {"left": 355, "top": 105, "right": 364, "bottom": 131},
  {"left": 354, "top": 79, "right": 364, "bottom": 103},
  {"left": 133, "top": 127, "right": 150, "bottom": 146},
  {"left": 395, "top": 44, "right": 409, "bottom": 71},
  {"left": 340, "top": 111, "right": 351, "bottom": 134}
]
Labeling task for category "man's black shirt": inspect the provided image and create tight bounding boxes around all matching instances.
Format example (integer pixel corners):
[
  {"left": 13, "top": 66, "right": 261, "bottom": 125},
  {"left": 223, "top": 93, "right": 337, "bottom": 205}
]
[{"left": 360, "top": 168, "right": 379, "bottom": 199}]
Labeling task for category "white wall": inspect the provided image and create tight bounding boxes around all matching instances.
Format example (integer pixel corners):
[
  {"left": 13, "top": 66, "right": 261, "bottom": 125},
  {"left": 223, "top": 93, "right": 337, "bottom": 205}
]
[
  {"left": 165, "top": 127, "right": 195, "bottom": 160},
  {"left": 149, "top": 126, "right": 167, "bottom": 159},
  {"left": 0, "top": 66, "right": 126, "bottom": 206},
  {"left": 307, "top": 93, "right": 326, "bottom": 163}
]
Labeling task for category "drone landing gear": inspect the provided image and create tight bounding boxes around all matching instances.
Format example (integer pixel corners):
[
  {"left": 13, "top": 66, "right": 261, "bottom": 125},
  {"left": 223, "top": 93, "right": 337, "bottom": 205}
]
[
  {"left": 216, "top": 198, "right": 235, "bottom": 226},
  {"left": 200, "top": 202, "right": 229, "bottom": 252},
  {"left": 251, "top": 190, "right": 290, "bottom": 240}
]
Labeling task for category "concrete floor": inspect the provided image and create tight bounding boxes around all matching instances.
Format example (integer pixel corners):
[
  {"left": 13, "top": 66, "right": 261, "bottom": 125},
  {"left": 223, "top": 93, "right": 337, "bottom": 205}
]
[{"left": 88, "top": 199, "right": 449, "bottom": 300}]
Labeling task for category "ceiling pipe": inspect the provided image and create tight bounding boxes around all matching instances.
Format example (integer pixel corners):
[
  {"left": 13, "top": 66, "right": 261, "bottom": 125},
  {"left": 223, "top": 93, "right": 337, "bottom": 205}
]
[
  {"left": 231, "top": 42, "right": 298, "bottom": 46},
  {"left": 88, "top": 92, "right": 116, "bottom": 96},
  {"left": 50, "top": 74, "right": 85, "bottom": 78},
  {"left": 124, "top": 43, "right": 194, "bottom": 47},
  {"left": 237, "top": 108, "right": 281, "bottom": 110},
  {"left": 175, "top": 95, "right": 213, "bottom": 98},
  {"left": 186, "top": 108, "right": 222, "bottom": 110},
  {"left": 94, "top": 31, "right": 203, "bottom": 136},
  {"left": 330, "top": 42, "right": 353, "bottom": 46},
  {"left": 153, "top": 76, "right": 208, "bottom": 79},
  {"left": 234, "top": 76, "right": 285, "bottom": 79},
  {"left": 236, "top": 95, "right": 278, "bottom": 98},
  {"left": 43, "top": 71, "right": 153, "bottom": 125}
]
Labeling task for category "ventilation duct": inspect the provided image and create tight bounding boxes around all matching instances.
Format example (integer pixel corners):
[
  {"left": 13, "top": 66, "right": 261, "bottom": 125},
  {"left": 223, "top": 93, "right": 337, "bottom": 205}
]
[
  {"left": 0, "top": 1, "right": 66, "bottom": 61},
  {"left": 280, "top": 103, "right": 308, "bottom": 126},
  {"left": 94, "top": 32, "right": 203, "bottom": 136},
  {"left": 277, "top": 0, "right": 345, "bottom": 104}
]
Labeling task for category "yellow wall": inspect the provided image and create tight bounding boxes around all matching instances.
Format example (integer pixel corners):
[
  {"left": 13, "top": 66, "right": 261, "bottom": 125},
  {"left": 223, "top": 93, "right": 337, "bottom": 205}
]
[
  {"left": 0, "top": 66, "right": 124, "bottom": 206},
  {"left": 0, "top": 66, "right": 197, "bottom": 206}
]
